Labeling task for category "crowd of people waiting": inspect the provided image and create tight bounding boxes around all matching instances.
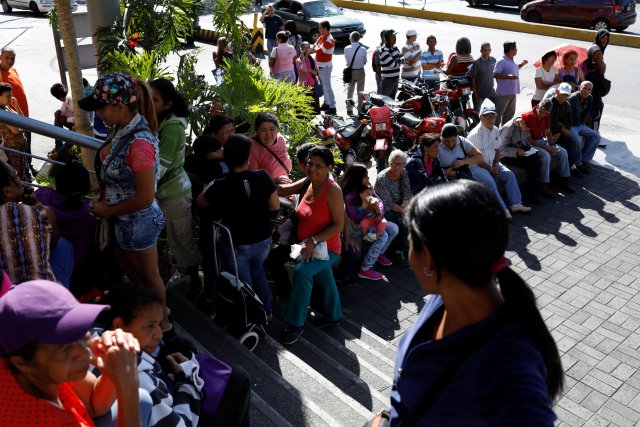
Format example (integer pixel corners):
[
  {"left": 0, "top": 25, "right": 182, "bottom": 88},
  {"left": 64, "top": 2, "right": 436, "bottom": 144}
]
[{"left": 0, "top": 24, "right": 611, "bottom": 424}]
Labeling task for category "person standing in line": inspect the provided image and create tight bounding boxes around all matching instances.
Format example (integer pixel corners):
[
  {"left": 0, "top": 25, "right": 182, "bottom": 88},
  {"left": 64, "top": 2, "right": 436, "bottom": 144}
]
[
  {"left": 493, "top": 41, "right": 528, "bottom": 127},
  {"left": 470, "top": 42, "right": 496, "bottom": 111},
  {"left": 269, "top": 31, "right": 297, "bottom": 84},
  {"left": 379, "top": 30, "right": 404, "bottom": 99},
  {"left": 584, "top": 29, "right": 609, "bottom": 135},
  {"left": 420, "top": 35, "right": 444, "bottom": 90},
  {"left": 344, "top": 31, "right": 367, "bottom": 117},
  {"left": 259, "top": 5, "right": 284, "bottom": 55},
  {"left": 0, "top": 47, "right": 34, "bottom": 179},
  {"left": 401, "top": 30, "right": 421, "bottom": 83},
  {"left": 314, "top": 21, "right": 337, "bottom": 115},
  {"left": 372, "top": 30, "right": 385, "bottom": 93}
]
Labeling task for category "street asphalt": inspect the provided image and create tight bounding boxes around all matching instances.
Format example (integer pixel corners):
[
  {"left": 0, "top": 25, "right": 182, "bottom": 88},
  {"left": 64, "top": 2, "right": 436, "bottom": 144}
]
[{"left": 1, "top": 4, "right": 640, "bottom": 425}]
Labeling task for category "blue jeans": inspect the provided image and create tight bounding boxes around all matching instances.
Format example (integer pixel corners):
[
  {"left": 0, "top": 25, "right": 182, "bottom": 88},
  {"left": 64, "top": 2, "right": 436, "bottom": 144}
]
[
  {"left": 469, "top": 165, "right": 509, "bottom": 210},
  {"left": 318, "top": 65, "right": 336, "bottom": 108},
  {"left": 222, "top": 237, "right": 272, "bottom": 315},
  {"left": 347, "top": 220, "right": 399, "bottom": 270},
  {"left": 536, "top": 139, "right": 570, "bottom": 178},
  {"left": 93, "top": 388, "right": 153, "bottom": 427},
  {"left": 267, "top": 38, "right": 276, "bottom": 55},
  {"left": 570, "top": 124, "right": 600, "bottom": 164},
  {"left": 50, "top": 237, "right": 74, "bottom": 288},
  {"left": 284, "top": 251, "right": 341, "bottom": 327},
  {"left": 493, "top": 163, "right": 523, "bottom": 206}
]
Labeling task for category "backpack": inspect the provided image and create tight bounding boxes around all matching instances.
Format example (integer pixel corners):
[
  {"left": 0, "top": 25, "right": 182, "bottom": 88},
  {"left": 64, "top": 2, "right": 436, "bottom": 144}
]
[{"left": 372, "top": 47, "right": 381, "bottom": 73}]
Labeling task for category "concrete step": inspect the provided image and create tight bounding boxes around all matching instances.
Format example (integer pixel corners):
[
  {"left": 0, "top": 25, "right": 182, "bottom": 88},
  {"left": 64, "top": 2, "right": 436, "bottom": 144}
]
[{"left": 168, "top": 285, "right": 381, "bottom": 426}]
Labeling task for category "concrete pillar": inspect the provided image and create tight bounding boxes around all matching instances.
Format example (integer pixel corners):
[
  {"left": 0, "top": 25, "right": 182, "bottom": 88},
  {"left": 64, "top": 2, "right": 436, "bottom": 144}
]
[{"left": 86, "top": 0, "right": 120, "bottom": 75}]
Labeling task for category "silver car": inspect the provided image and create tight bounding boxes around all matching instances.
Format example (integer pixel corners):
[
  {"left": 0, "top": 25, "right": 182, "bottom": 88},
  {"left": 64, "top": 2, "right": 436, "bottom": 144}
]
[{"left": 1, "top": 0, "right": 77, "bottom": 15}]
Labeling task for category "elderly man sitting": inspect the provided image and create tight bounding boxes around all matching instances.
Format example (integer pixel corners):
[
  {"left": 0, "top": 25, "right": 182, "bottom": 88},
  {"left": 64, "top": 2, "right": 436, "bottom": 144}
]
[
  {"left": 521, "top": 98, "right": 575, "bottom": 193},
  {"left": 568, "top": 81, "right": 601, "bottom": 174},
  {"left": 499, "top": 115, "right": 550, "bottom": 201},
  {"left": 547, "top": 82, "right": 586, "bottom": 178},
  {"left": 467, "top": 100, "right": 531, "bottom": 218},
  {"left": 438, "top": 123, "right": 517, "bottom": 219}
]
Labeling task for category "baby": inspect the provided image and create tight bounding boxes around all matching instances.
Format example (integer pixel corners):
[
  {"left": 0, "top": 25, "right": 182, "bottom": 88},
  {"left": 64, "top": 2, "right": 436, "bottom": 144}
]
[{"left": 359, "top": 185, "right": 387, "bottom": 242}]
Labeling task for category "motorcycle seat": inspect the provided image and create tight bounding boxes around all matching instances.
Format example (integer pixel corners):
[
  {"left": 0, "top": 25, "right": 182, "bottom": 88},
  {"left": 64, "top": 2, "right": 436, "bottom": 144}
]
[
  {"left": 341, "top": 125, "right": 359, "bottom": 138},
  {"left": 397, "top": 113, "right": 423, "bottom": 129},
  {"left": 370, "top": 93, "right": 403, "bottom": 109}
]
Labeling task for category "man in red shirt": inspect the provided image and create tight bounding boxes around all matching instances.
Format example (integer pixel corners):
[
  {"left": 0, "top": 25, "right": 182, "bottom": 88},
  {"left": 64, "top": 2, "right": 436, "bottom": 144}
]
[
  {"left": 521, "top": 98, "right": 574, "bottom": 193},
  {"left": 1, "top": 47, "right": 34, "bottom": 177}
]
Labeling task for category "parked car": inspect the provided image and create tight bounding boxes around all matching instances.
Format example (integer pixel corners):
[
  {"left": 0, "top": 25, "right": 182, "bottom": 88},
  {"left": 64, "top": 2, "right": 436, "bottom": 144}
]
[
  {"left": 467, "top": 0, "right": 534, "bottom": 10},
  {"left": 1, "top": 0, "right": 77, "bottom": 14},
  {"left": 521, "top": 0, "right": 637, "bottom": 32},
  {"left": 267, "top": 0, "right": 366, "bottom": 42}
]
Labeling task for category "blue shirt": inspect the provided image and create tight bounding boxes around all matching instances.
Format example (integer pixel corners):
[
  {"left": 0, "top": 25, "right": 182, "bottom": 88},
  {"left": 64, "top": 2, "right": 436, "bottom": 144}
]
[
  {"left": 494, "top": 55, "right": 520, "bottom": 96},
  {"left": 390, "top": 295, "right": 556, "bottom": 426}
]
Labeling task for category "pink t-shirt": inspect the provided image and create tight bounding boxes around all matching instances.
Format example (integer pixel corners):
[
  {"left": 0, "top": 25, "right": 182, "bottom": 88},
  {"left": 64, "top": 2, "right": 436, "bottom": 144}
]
[
  {"left": 99, "top": 139, "right": 156, "bottom": 172},
  {"left": 270, "top": 43, "right": 296, "bottom": 74},
  {"left": 248, "top": 134, "right": 292, "bottom": 179}
]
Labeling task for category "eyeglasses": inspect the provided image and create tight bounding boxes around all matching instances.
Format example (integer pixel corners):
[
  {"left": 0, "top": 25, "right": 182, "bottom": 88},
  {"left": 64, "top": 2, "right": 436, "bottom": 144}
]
[{"left": 390, "top": 162, "right": 405, "bottom": 166}]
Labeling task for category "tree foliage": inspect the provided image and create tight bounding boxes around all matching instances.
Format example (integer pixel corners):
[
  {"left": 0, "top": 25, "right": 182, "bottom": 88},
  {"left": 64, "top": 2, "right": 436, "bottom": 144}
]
[{"left": 209, "top": 0, "right": 252, "bottom": 54}]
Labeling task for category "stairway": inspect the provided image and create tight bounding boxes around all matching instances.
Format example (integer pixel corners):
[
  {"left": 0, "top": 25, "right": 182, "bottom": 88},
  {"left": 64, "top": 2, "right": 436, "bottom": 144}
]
[{"left": 168, "top": 281, "right": 402, "bottom": 426}]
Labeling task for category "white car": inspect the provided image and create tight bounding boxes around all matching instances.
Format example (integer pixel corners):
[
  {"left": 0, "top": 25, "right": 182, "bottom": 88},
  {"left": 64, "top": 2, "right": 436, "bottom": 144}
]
[{"left": 1, "top": 0, "right": 77, "bottom": 15}]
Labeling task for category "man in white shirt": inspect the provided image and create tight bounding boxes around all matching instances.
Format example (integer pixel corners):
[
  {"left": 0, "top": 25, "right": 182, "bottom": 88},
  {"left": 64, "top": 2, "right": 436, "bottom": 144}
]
[
  {"left": 401, "top": 30, "right": 421, "bottom": 82},
  {"left": 343, "top": 31, "right": 367, "bottom": 116},
  {"left": 467, "top": 99, "right": 531, "bottom": 218}
]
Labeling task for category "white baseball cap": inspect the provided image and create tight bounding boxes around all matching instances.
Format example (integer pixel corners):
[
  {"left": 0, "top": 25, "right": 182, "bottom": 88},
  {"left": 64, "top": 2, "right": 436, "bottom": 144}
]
[
  {"left": 557, "top": 82, "right": 572, "bottom": 95},
  {"left": 406, "top": 30, "right": 417, "bottom": 37}
]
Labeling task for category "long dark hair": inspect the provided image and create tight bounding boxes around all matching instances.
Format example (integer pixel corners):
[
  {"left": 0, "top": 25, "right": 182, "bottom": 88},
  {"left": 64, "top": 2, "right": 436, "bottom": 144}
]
[
  {"left": 340, "top": 163, "right": 368, "bottom": 195},
  {"left": 96, "top": 283, "right": 163, "bottom": 327},
  {"left": 55, "top": 162, "right": 91, "bottom": 210},
  {"left": 149, "top": 78, "right": 190, "bottom": 123},
  {"left": 406, "top": 180, "right": 563, "bottom": 400}
]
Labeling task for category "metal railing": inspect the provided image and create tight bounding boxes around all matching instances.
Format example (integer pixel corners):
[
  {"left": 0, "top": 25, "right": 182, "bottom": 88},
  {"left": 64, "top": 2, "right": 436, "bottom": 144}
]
[{"left": 0, "top": 109, "right": 102, "bottom": 152}]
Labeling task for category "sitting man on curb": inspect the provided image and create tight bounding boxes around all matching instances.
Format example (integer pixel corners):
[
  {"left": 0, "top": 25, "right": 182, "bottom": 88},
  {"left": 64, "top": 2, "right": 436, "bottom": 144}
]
[
  {"left": 547, "top": 82, "right": 586, "bottom": 178},
  {"left": 499, "top": 115, "right": 550, "bottom": 201},
  {"left": 568, "top": 81, "right": 601, "bottom": 173},
  {"left": 466, "top": 99, "right": 531, "bottom": 218},
  {"left": 521, "top": 98, "right": 575, "bottom": 193},
  {"left": 438, "top": 123, "right": 519, "bottom": 219}
]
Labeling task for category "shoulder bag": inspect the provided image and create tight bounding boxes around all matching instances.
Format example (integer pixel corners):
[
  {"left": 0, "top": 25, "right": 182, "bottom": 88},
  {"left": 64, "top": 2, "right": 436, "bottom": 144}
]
[
  {"left": 454, "top": 137, "right": 473, "bottom": 180},
  {"left": 255, "top": 139, "right": 290, "bottom": 175},
  {"left": 343, "top": 45, "right": 361, "bottom": 84}
]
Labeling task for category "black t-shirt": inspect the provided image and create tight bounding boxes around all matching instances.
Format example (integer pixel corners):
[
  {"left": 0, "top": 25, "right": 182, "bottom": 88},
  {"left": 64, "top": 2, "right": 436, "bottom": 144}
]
[
  {"left": 203, "top": 170, "right": 276, "bottom": 245},
  {"left": 187, "top": 136, "right": 226, "bottom": 185}
]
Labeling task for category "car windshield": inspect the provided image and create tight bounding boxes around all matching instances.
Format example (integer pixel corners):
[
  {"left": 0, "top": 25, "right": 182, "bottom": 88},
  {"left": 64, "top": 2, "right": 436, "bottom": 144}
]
[{"left": 304, "top": 1, "right": 343, "bottom": 17}]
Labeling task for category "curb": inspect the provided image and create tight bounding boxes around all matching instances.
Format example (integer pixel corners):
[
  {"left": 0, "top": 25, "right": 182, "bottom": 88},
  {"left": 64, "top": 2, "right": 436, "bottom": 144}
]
[
  {"left": 195, "top": 28, "right": 220, "bottom": 44},
  {"left": 332, "top": 0, "right": 640, "bottom": 49}
]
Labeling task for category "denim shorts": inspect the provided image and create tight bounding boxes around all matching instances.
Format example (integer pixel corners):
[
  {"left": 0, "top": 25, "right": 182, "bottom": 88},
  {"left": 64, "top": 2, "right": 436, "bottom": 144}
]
[{"left": 114, "top": 203, "right": 165, "bottom": 251}]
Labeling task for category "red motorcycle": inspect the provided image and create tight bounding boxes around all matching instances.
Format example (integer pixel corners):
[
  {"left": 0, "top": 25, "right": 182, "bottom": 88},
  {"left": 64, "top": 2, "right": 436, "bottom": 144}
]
[
  {"left": 433, "top": 77, "right": 479, "bottom": 133},
  {"left": 363, "top": 91, "right": 446, "bottom": 153}
]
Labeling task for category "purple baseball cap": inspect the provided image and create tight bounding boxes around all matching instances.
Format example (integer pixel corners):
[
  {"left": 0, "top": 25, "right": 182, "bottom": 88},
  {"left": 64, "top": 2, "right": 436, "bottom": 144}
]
[{"left": 0, "top": 280, "right": 109, "bottom": 354}]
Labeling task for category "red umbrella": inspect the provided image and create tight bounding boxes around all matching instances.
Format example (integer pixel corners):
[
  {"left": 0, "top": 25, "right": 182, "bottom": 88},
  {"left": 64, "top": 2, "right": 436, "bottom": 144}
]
[{"left": 533, "top": 44, "right": 589, "bottom": 69}]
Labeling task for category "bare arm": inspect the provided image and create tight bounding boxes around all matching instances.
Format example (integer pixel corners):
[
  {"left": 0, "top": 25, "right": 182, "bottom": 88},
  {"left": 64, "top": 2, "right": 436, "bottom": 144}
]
[{"left": 90, "top": 168, "right": 156, "bottom": 218}]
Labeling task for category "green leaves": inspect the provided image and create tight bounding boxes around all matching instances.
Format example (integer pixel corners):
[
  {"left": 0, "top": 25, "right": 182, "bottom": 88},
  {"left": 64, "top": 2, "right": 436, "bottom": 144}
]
[{"left": 101, "top": 50, "right": 172, "bottom": 81}]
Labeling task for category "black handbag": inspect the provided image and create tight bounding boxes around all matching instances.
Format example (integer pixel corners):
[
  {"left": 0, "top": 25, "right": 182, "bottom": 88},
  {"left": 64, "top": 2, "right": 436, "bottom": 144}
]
[
  {"left": 454, "top": 137, "right": 473, "bottom": 180},
  {"left": 343, "top": 45, "right": 361, "bottom": 84}
]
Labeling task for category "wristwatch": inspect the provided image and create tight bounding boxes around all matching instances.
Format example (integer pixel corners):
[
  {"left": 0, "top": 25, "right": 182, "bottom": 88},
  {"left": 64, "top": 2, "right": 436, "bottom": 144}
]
[{"left": 311, "top": 236, "right": 319, "bottom": 246}]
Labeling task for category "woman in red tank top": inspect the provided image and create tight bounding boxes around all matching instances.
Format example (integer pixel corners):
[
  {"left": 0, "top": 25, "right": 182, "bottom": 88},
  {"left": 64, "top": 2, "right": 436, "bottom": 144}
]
[{"left": 282, "top": 146, "right": 344, "bottom": 345}]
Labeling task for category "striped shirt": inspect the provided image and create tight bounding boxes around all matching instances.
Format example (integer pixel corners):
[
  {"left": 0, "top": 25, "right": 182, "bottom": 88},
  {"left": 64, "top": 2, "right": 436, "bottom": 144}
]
[
  {"left": 314, "top": 33, "right": 335, "bottom": 67},
  {"left": 379, "top": 45, "right": 404, "bottom": 79},
  {"left": 0, "top": 202, "right": 56, "bottom": 284},
  {"left": 401, "top": 42, "right": 422, "bottom": 79},
  {"left": 421, "top": 48, "right": 443, "bottom": 81},
  {"left": 138, "top": 352, "right": 202, "bottom": 427}
]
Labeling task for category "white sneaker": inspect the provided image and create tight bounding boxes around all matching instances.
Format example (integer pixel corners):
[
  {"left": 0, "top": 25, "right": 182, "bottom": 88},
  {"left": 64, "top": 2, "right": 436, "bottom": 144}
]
[
  {"left": 510, "top": 203, "right": 532, "bottom": 213},
  {"left": 363, "top": 232, "right": 378, "bottom": 242},
  {"left": 504, "top": 208, "right": 513, "bottom": 220}
]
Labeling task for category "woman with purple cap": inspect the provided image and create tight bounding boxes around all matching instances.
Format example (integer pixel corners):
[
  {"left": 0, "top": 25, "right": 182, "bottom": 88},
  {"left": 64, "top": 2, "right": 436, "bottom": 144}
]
[
  {"left": 78, "top": 72, "right": 168, "bottom": 329},
  {"left": 382, "top": 180, "right": 563, "bottom": 425},
  {"left": 0, "top": 280, "right": 142, "bottom": 426}
]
